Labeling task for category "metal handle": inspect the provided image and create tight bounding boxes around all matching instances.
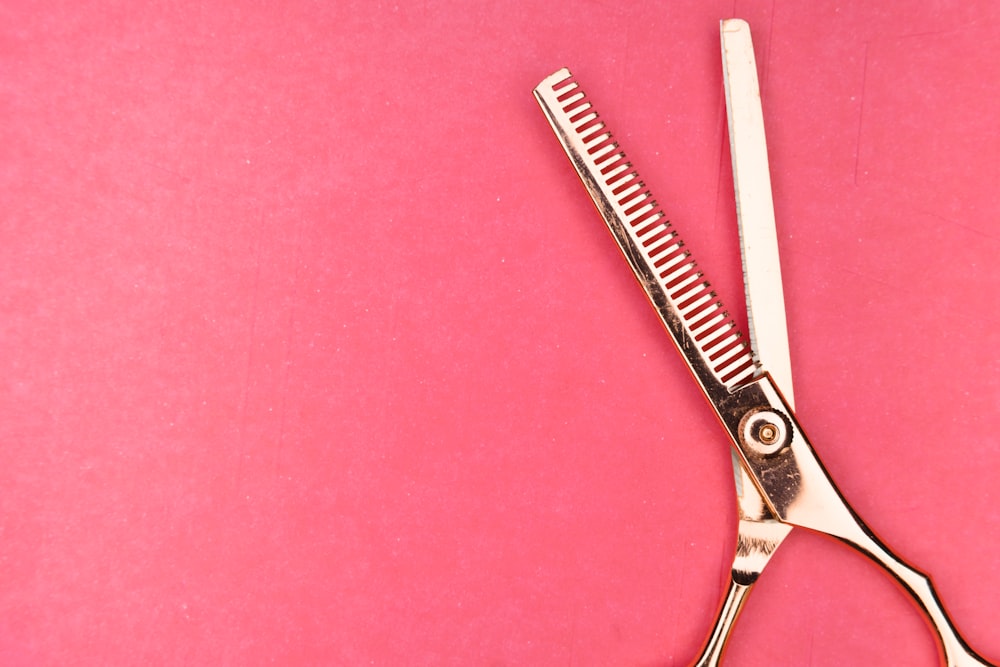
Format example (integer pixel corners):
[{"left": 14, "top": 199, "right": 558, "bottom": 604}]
[
  {"left": 690, "top": 536, "right": 995, "bottom": 667},
  {"left": 690, "top": 577, "right": 753, "bottom": 667},
  {"left": 845, "top": 526, "right": 995, "bottom": 667},
  {"left": 724, "top": 375, "right": 997, "bottom": 666}
]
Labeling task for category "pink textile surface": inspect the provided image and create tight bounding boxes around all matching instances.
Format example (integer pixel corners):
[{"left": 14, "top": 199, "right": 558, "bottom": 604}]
[{"left": 1, "top": 2, "right": 997, "bottom": 665}]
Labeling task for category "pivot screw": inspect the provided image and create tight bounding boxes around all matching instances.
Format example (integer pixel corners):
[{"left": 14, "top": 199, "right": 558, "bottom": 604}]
[
  {"left": 739, "top": 409, "right": 791, "bottom": 457},
  {"left": 758, "top": 424, "right": 779, "bottom": 444}
]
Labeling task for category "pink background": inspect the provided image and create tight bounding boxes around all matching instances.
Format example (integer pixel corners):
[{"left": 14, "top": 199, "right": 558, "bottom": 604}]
[{"left": 2, "top": 1, "right": 998, "bottom": 665}]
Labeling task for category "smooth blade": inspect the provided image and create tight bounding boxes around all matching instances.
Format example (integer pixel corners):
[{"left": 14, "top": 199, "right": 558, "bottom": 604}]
[{"left": 721, "top": 19, "right": 795, "bottom": 408}]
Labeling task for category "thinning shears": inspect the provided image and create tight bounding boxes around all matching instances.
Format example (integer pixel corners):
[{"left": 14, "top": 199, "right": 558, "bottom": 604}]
[{"left": 533, "top": 18, "right": 996, "bottom": 666}]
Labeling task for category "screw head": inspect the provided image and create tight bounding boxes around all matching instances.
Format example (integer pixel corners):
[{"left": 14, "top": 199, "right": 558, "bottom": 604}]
[
  {"left": 739, "top": 409, "right": 791, "bottom": 457},
  {"left": 758, "top": 424, "right": 778, "bottom": 444}
]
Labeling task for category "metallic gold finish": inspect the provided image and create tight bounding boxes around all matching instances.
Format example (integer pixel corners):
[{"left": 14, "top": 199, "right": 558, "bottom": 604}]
[
  {"left": 738, "top": 408, "right": 789, "bottom": 457},
  {"left": 533, "top": 35, "right": 997, "bottom": 664},
  {"left": 729, "top": 375, "right": 994, "bottom": 667},
  {"left": 721, "top": 19, "right": 793, "bottom": 399},
  {"left": 690, "top": 579, "right": 751, "bottom": 667},
  {"left": 694, "top": 19, "right": 797, "bottom": 665},
  {"left": 757, "top": 424, "right": 777, "bottom": 444},
  {"left": 534, "top": 68, "right": 755, "bottom": 399}
]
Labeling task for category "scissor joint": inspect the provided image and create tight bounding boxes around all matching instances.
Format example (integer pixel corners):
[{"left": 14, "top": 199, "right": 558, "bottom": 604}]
[{"left": 739, "top": 407, "right": 792, "bottom": 457}]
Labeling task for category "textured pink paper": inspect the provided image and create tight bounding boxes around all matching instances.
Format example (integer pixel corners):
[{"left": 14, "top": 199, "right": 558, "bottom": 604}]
[{"left": 1, "top": 2, "right": 997, "bottom": 665}]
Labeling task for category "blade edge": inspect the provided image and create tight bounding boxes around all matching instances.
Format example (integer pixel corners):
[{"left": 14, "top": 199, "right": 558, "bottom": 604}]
[{"left": 721, "top": 18, "right": 795, "bottom": 409}]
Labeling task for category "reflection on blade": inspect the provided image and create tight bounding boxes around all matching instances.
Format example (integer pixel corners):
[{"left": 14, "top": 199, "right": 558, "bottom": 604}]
[
  {"left": 533, "top": 68, "right": 757, "bottom": 398},
  {"left": 721, "top": 18, "right": 794, "bottom": 406}
]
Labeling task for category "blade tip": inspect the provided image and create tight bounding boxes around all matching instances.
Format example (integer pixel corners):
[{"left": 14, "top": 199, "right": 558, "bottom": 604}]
[
  {"left": 721, "top": 18, "right": 750, "bottom": 34},
  {"left": 534, "top": 67, "right": 573, "bottom": 94}
]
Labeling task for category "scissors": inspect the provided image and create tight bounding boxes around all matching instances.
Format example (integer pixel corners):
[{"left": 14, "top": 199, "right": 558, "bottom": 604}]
[{"left": 533, "top": 18, "right": 996, "bottom": 667}]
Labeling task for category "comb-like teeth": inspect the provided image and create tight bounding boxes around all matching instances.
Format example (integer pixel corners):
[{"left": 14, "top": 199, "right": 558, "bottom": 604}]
[
  {"left": 678, "top": 292, "right": 714, "bottom": 317},
  {"left": 631, "top": 209, "right": 661, "bottom": 228},
  {"left": 652, "top": 249, "right": 686, "bottom": 270},
  {"left": 554, "top": 83, "right": 580, "bottom": 100},
  {"left": 607, "top": 173, "right": 636, "bottom": 190},
  {"left": 690, "top": 311, "right": 728, "bottom": 337},
  {"left": 564, "top": 101, "right": 590, "bottom": 118},
  {"left": 706, "top": 333, "right": 743, "bottom": 360},
  {"left": 701, "top": 323, "right": 737, "bottom": 350},
  {"left": 596, "top": 151, "right": 625, "bottom": 167},
  {"left": 577, "top": 118, "right": 604, "bottom": 135},
  {"left": 661, "top": 260, "right": 695, "bottom": 283},
  {"left": 636, "top": 216, "right": 667, "bottom": 236},
  {"left": 625, "top": 202, "right": 656, "bottom": 223},
  {"left": 583, "top": 131, "right": 612, "bottom": 147},
  {"left": 717, "top": 352, "right": 753, "bottom": 379},
  {"left": 586, "top": 135, "right": 616, "bottom": 152},
  {"left": 622, "top": 192, "right": 652, "bottom": 211},
  {"left": 698, "top": 328, "right": 733, "bottom": 354},
  {"left": 713, "top": 343, "right": 747, "bottom": 367},
  {"left": 612, "top": 175, "right": 641, "bottom": 194},
  {"left": 571, "top": 111, "right": 598, "bottom": 128},
  {"left": 647, "top": 245, "right": 679, "bottom": 265},
  {"left": 656, "top": 250, "right": 689, "bottom": 273},
  {"left": 617, "top": 182, "right": 645, "bottom": 203},
  {"left": 534, "top": 68, "right": 759, "bottom": 390},
  {"left": 641, "top": 228, "right": 675, "bottom": 249},
  {"left": 665, "top": 264, "right": 700, "bottom": 285},
  {"left": 669, "top": 272, "right": 704, "bottom": 296},
  {"left": 602, "top": 162, "right": 632, "bottom": 181},
  {"left": 638, "top": 219, "right": 669, "bottom": 237},
  {"left": 725, "top": 364, "right": 757, "bottom": 385},
  {"left": 677, "top": 283, "right": 713, "bottom": 308},
  {"left": 549, "top": 70, "right": 574, "bottom": 88},
  {"left": 590, "top": 143, "right": 619, "bottom": 162},
  {"left": 622, "top": 189, "right": 650, "bottom": 206}
]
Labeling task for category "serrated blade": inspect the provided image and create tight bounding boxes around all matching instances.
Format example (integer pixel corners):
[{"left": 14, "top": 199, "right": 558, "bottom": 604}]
[{"left": 534, "top": 68, "right": 757, "bottom": 400}]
